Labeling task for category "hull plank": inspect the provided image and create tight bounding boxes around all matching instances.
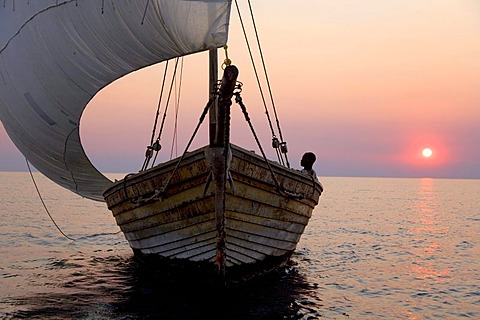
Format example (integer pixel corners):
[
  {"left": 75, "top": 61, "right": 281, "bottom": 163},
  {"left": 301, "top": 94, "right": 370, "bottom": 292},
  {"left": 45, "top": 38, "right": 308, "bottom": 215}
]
[{"left": 125, "top": 221, "right": 217, "bottom": 250}]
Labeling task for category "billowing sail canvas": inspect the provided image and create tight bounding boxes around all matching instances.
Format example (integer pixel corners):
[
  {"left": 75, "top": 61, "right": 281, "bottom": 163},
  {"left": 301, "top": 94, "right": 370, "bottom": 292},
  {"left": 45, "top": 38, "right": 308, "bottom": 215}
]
[{"left": 0, "top": 0, "right": 232, "bottom": 201}]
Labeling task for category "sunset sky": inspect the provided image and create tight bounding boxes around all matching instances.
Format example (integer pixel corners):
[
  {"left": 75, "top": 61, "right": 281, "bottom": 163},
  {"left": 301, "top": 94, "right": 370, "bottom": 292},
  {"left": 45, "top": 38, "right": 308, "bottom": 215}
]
[{"left": 1, "top": 0, "right": 479, "bottom": 179}]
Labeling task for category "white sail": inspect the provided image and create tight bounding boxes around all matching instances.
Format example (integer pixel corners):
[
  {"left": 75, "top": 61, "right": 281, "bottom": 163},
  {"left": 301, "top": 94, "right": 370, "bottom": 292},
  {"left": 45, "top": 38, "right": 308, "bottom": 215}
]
[{"left": 0, "top": 0, "right": 232, "bottom": 201}]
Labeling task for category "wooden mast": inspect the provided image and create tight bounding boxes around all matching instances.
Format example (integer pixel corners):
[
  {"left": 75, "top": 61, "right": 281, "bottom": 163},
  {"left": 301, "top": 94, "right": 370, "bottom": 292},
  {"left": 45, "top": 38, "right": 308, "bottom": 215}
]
[
  {"left": 208, "top": 49, "right": 218, "bottom": 145},
  {"left": 207, "top": 48, "right": 239, "bottom": 281}
]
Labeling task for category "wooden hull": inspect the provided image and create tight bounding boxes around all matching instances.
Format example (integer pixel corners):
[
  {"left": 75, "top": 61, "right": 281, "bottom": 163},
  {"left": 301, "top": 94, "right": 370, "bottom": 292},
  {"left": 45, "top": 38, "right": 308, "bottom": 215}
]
[{"left": 103, "top": 144, "right": 322, "bottom": 284}]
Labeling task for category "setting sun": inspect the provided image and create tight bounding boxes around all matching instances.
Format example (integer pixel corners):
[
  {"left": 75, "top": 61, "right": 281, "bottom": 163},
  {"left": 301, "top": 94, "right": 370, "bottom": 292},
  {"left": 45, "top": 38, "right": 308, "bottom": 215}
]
[{"left": 422, "top": 148, "right": 433, "bottom": 158}]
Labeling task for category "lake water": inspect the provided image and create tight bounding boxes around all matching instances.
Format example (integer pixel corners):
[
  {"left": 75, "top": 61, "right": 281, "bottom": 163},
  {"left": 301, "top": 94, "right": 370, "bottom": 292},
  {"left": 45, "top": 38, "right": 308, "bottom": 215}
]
[{"left": 0, "top": 172, "right": 479, "bottom": 319}]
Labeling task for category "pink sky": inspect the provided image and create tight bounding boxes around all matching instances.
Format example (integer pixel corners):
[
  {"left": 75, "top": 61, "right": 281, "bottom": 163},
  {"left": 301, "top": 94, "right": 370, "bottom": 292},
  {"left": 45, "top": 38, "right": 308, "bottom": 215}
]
[{"left": 1, "top": 0, "right": 479, "bottom": 178}]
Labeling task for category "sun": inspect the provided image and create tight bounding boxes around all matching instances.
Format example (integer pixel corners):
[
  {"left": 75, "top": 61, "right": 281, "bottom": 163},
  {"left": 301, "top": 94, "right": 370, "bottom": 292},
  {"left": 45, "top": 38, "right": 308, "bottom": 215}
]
[{"left": 422, "top": 148, "right": 433, "bottom": 158}]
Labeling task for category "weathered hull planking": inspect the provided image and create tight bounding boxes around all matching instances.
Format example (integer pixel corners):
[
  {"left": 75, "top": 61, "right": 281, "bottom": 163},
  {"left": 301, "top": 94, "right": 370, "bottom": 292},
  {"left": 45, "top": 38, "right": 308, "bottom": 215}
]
[{"left": 103, "top": 144, "right": 322, "bottom": 284}]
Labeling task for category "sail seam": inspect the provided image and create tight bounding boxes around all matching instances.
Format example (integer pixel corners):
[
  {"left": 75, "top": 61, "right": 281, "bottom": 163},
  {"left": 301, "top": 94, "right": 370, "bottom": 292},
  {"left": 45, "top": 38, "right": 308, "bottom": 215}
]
[
  {"left": 63, "top": 126, "right": 80, "bottom": 194},
  {"left": 0, "top": 55, "right": 7, "bottom": 85}
]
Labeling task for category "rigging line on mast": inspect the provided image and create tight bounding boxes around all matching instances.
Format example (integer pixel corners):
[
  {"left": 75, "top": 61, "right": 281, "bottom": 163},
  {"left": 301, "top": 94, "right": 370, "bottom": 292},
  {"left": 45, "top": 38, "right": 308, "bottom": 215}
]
[
  {"left": 157, "top": 57, "right": 180, "bottom": 141},
  {"left": 149, "top": 60, "right": 169, "bottom": 146},
  {"left": 142, "top": 60, "right": 170, "bottom": 171},
  {"left": 170, "top": 57, "right": 184, "bottom": 160},
  {"left": 156, "top": 98, "right": 214, "bottom": 200},
  {"left": 247, "top": 0, "right": 290, "bottom": 168},
  {"left": 233, "top": 93, "right": 282, "bottom": 194},
  {"left": 233, "top": 1, "right": 278, "bottom": 141},
  {"left": 235, "top": 93, "right": 305, "bottom": 200},
  {"left": 151, "top": 57, "right": 180, "bottom": 167},
  {"left": 25, "top": 159, "right": 76, "bottom": 242}
]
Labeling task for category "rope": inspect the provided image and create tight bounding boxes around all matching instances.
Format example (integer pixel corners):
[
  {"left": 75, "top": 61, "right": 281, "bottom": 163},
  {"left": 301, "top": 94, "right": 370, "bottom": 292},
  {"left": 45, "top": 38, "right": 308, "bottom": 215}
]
[
  {"left": 151, "top": 58, "right": 180, "bottom": 167},
  {"left": 142, "top": 61, "right": 170, "bottom": 171},
  {"left": 157, "top": 58, "right": 180, "bottom": 143},
  {"left": 234, "top": 0, "right": 291, "bottom": 168},
  {"left": 234, "top": 93, "right": 282, "bottom": 191},
  {"left": 233, "top": 1, "right": 277, "bottom": 142},
  {"left": 26, "top": 160, "right": 121, "bottom": 239},
  {"left": 149, "top": 60, "right": 169, "bottom": 146},
  {"left": 234, "top": 93, "right": 305, "bottom": 199},
  {"left": 143, "top": 58, "right": 181, "bottom": 170},
  {"left": 157, "top": 99, "right": 214, "bottom": 198},
  {"left": 246, "top": 0, "right": 290, "bottom": 168},
  {"left": 170, "top": 57, "right": 184, "bottom": 160},
  {"left": 26, "top": 159, "right": 76, "bottom": 241}
]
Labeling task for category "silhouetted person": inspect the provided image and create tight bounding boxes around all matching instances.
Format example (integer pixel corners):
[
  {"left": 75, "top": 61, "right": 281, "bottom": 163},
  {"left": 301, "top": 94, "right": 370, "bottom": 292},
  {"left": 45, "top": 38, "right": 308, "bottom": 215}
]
[{"left": 300, "top": 152, "right": 318, "bottom": 180}]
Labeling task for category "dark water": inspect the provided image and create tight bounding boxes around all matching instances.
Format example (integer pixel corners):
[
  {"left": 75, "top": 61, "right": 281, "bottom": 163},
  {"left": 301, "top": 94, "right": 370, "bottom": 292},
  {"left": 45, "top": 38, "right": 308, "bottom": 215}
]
[{"left": 1, "top": 173, "right": 479, "bottom": 319}]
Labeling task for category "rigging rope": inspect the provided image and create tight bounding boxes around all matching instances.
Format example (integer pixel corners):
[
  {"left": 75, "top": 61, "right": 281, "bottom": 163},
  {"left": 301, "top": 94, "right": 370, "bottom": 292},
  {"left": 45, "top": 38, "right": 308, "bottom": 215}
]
[
  {"left": 233, "top": 94, "right": 282, "bottom": 191},
  {"left": 234, "top": 0, "right": 290, "bottom": 168},
  {"left": 233, "top": 0, "right": 276, "bottom": 140},
  {"left": 151, "top": 57, "right": 180, "bottom": 167},
  {"left": 143, "top": 58, "right": 181, "bottom": 171},
  {"left": 247, "top": 0, "right": 290, "bottom": 168},
  {"left": 234, "top": 93, "right": 305, "bottom": 200},
  {"left": 26, "top": 160, "right": 121, "bottom": 240},
  {"left": 26, "top": 159, "right": 76, "bottom": 241},
  {"left": 142, "top": 60, "right": 170, "bottom": 171},
  {"left": 170, "top": 57, "right": 184, "bottom": 160},
  {"left": 149, "top": 60, "right": 169, "bottom": 146},
  {"left": 154, "top": 98, "right": 214, "bottom": 199},
  {"left": 130, "top": 99, "right": 214, "bottom": 204}
]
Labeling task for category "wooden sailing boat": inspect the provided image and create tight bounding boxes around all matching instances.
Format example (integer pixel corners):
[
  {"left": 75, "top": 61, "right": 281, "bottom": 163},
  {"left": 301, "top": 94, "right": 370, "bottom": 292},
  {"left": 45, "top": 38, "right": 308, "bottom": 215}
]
[{"left": 0, "top": 1, "right": 322, "bottom": 284}]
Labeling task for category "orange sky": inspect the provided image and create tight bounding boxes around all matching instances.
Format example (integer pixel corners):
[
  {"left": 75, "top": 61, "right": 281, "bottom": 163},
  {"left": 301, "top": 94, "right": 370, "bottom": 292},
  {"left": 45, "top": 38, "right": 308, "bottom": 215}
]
[{"left": 1, "top": 0, "right": 479, "bottom": 178}]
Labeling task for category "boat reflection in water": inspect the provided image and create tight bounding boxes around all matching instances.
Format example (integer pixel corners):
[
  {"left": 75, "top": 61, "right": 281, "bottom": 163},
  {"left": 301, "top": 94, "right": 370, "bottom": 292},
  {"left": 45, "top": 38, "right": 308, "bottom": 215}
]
[{"left": 7, "top": 254, "right": 319, "bottom": 320}]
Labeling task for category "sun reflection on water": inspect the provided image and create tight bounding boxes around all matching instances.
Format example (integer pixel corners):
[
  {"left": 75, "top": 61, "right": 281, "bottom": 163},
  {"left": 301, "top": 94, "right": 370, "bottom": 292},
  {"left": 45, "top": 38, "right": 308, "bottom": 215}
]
[{"left": 409, "top": 178, "right": 451, "bottom": 284}]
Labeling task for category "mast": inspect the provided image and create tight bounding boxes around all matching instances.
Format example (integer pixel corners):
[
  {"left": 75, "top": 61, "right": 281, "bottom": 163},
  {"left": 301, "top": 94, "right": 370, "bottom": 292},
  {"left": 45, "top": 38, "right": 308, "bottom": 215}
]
[
  {"left": 206, "top": 50, "right": 239, "bottom": 281},
  {"left": 209, "top": 49, "right": 218, "bottom": 145}
]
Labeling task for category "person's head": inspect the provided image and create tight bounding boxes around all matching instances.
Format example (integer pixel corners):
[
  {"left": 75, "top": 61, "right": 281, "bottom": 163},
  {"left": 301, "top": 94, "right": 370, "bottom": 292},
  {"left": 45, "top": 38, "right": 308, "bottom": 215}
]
[{"left": 300, "top": 152, "right": 316, "bottom": 170}]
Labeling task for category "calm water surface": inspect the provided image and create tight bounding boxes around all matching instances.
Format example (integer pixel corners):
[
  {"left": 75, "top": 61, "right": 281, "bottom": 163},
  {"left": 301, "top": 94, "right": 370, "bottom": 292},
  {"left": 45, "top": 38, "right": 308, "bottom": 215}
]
[{"left": 0, "top": 173, "right": 479, "bottom": 319}]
